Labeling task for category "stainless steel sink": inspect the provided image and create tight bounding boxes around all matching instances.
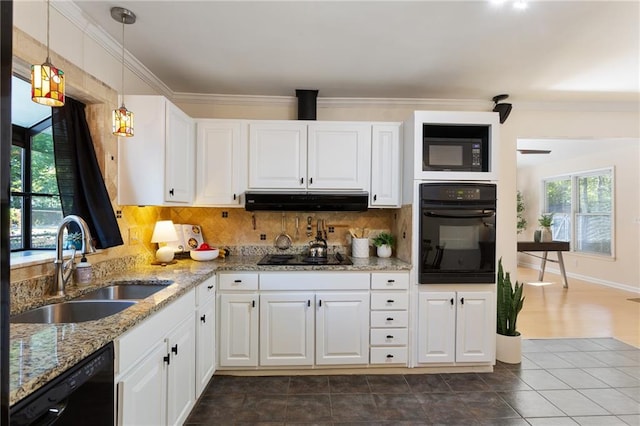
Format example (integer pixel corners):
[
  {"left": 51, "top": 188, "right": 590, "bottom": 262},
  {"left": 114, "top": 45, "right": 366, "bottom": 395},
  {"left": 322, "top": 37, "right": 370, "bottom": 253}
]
[
  {"left": 10, "top": 300, "right": 137, "bottom": 324},
  {"left": 76, "top": 283, "right": 171, "bottom": 301}
]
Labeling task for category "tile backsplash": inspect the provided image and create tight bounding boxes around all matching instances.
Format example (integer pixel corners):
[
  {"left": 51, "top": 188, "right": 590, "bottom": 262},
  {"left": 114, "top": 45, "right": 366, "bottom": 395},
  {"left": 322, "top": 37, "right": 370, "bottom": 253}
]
[{"left": 164, "top": 207, "right": 397, "bottom": 251}]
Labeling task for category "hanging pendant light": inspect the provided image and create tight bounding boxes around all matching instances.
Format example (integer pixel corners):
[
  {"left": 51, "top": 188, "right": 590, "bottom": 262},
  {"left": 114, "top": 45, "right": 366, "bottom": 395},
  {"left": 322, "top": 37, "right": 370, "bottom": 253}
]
[
  {"left": 111, "top": 7, "right": 136, "bottom": 137},
  {"left": 31, "top": 0, "right": 65, "bottom": 107}
]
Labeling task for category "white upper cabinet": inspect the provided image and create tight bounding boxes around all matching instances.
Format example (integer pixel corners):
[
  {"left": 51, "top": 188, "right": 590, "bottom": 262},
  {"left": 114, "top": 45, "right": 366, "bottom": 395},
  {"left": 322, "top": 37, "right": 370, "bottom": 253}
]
[
  {"left": 118, "top": 96, "right": 195, "bottom": 206},
  {"left": 307, "top": 123, "right": 371, "bottom": 190},
  {"left": 248, "top": 121, "right": 371, "bottom": 191},
  {"left": 195, "top": 120, "right": 248, "bottom": 206},
  {"left": 248, "top": 121, "right": 308, "bottom": 189},
  {"left": 370, "top": 123, "right": 401, "bottom": 207}
]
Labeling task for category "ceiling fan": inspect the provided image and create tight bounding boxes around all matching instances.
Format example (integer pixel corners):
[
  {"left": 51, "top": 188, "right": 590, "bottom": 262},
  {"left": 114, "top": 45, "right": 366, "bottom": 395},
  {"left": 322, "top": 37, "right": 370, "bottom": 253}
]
[{"left": 517, "top": 149, "right": 552, "bottom": 154}]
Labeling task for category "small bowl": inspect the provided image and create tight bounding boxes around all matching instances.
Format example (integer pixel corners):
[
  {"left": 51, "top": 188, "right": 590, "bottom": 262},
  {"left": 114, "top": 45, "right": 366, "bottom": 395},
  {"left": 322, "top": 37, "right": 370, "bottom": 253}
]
[{"left": 190, "top": 248, "right": 219, "bottom": 261}]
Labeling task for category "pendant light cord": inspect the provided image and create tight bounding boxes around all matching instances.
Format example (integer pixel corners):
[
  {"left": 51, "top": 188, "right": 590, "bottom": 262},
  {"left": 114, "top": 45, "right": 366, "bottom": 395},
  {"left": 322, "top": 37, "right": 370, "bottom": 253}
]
[
  {"left": 120, "top": 15, "right": 125, "bottom": 108},
  {"left": 46, "top": 0, "right": 51, "bottom": 62}
]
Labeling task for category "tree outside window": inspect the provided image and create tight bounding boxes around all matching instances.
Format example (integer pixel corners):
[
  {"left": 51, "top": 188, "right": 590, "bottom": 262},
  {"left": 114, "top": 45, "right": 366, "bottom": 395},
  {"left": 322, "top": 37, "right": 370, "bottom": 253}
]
[{"left": 543, "top": 168, "right": 613, "bottom": 257}]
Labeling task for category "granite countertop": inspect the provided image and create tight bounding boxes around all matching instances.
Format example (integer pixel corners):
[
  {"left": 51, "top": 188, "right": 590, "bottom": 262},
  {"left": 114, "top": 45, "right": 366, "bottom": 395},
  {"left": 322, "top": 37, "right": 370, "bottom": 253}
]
[{"left": 9, "top": 255, "right": 411, "bottom": 405}]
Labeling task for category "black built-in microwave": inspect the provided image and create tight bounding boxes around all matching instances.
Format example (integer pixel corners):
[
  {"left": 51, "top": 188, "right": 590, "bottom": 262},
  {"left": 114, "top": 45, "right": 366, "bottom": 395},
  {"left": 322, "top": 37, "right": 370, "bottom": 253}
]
[{"left": 423, "top": 124, "right": 490, "bottom": 172}]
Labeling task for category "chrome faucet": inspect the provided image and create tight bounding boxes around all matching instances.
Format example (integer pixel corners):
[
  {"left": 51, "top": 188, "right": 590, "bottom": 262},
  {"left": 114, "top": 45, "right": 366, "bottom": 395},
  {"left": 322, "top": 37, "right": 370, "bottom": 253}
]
[{"left": 52, "top": 215, "right": 96, "bottom": 296}]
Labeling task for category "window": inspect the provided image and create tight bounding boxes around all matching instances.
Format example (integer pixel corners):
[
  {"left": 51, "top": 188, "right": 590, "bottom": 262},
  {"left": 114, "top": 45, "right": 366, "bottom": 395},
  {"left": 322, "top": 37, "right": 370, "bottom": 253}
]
[
  {"left": 10, "top": 76, "right": 63, "bottom": 251},
  {"left": 543, "top": 168, "right": 613, "bottom": 256}
]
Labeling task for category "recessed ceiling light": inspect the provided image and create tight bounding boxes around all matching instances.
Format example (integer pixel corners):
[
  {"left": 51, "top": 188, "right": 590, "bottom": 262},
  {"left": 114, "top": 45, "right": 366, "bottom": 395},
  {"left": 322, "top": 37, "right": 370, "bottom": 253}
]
[{"left": 513, "top": 0, "right": 529, "bottom": 10}]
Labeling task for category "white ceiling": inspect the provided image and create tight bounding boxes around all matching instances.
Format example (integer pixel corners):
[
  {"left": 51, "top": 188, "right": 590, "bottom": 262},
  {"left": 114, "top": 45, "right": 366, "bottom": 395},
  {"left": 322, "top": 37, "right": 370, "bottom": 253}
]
[{"left": 71, "top": 0, "right": 640, "bottom": 103}]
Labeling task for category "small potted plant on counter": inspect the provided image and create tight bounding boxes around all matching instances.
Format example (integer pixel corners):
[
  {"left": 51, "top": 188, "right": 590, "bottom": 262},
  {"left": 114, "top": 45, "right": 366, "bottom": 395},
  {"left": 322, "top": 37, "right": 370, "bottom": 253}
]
[
  {"left": 496, "top": 258, "right": 525, "bottom": 364},
  {"left": 372, "top": 232, "right": 394, "bottom": 258}
]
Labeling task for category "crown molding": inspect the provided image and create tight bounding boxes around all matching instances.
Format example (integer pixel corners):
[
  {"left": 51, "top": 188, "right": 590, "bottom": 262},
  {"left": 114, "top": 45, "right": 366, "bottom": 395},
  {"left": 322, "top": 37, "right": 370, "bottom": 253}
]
[
  {"left": 53, "top": 1, "right": 174, "bottom": 99},
  {"left": 171, "top": 92, "right": 494, "bottom": 109}
]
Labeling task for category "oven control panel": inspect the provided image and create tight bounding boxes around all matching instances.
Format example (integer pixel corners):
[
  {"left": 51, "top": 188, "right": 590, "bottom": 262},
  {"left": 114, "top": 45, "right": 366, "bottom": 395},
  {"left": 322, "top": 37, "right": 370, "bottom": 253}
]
[{"left": 445, "top": 188, "right": 481, "bottom": 200}]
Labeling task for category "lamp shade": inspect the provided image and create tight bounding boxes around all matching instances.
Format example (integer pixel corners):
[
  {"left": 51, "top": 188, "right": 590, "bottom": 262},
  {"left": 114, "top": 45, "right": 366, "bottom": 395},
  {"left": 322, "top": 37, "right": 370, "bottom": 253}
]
[
  {"left": 31, "top": 61, "right": 65, "bottom": 107},
  {"left": 151, "top": 220, "right": 179, "bottom": 244}
]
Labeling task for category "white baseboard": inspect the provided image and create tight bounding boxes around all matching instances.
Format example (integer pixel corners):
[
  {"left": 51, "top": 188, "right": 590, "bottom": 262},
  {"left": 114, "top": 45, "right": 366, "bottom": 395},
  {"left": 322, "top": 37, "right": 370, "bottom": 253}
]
[{"left": 517, "top": 261, "right": 640, "bottom": 294}]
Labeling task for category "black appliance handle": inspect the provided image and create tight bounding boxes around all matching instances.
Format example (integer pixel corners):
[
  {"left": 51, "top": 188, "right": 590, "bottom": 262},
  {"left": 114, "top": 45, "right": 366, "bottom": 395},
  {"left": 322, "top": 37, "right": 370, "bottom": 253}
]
[
  {"left": 424, "top": 210, "right": 495, "bottom": 219},
  {"left": 31, "top": 399, "right": 69, "bottom": 426}
]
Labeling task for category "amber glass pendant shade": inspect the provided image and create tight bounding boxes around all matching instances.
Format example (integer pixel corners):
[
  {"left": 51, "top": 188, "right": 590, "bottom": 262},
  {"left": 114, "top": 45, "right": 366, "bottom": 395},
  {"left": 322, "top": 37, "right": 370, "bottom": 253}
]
[
  {"left": 31, "top": 61, "right": 65, "bottom": 107},
  {"left": 31, "top": 0, "right": 64, "bottom": 107},
  {"left": 112, "top": 105, "right": 134, "bottom": 137}
]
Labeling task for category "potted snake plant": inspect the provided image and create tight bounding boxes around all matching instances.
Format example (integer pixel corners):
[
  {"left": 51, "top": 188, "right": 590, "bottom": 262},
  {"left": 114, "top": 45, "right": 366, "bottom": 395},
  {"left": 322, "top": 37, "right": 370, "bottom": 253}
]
[{"left": 496, "top": 258, "right": 525, "bottom": 363}]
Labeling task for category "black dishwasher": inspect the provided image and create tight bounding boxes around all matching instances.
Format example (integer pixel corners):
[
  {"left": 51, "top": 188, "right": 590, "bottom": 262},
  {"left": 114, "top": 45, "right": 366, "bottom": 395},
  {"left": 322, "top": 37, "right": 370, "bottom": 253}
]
[{"left": 10, "top": 342, "right": 114, "bottom": 426}]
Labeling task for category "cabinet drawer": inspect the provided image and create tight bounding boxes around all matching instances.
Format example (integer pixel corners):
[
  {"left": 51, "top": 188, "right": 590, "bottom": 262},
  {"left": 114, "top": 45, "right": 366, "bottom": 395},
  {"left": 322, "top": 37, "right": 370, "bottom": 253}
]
[
  {"left": 370, "top": 347, "right": 408, "bottom": 365},
  {"left": 370, "top": 329, "right": 408, "bottom": 346},
  {"left": 219, "top": 273, "right": 259, "bottom": 290},
  {"left": 371, "top": 292, "right": 408, "bottom": 310},
  {"left": 370, "top": 311, "right": 408, "bottom": 328},
  {"left": 196, "top": 276, "right": 216, "bottom": 305},
  {"left": 371, "top": 273, "right": 409, "bottom": 290}
]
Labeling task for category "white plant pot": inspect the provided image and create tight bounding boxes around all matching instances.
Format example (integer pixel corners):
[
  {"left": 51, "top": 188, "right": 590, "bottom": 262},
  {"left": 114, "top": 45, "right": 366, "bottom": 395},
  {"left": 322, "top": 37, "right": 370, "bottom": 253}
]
[
  {"left": 496, "top": 333, "right": 522, "bottom": 364},
  {"left": 541, "top": 226, "right": 553, "bottom": 242},
  {"left": 376, "top": 244, "right": 392, "bottom": 258}
]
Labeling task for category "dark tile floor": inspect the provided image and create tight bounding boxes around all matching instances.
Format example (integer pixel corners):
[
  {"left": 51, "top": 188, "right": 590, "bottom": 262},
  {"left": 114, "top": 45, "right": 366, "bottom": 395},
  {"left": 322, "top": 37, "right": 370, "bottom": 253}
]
[{"left": 186, "top": 338, "right": 640, "bottom": 425}]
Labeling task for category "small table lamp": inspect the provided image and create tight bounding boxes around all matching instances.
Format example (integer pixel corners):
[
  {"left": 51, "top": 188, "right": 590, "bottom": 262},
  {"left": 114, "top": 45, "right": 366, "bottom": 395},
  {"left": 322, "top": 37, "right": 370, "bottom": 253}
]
[{"left": 151, "top": 220, "right": 179, "bottom": 264}]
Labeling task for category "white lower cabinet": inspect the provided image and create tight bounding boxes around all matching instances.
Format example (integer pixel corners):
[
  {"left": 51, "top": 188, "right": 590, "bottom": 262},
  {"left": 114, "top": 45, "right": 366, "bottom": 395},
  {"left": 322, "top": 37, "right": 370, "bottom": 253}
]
[
  {"left": 260, "top": 292, "right": 314, "bottom": 366},
  {"left": 255, "top": 291, "right": 370, "bottom": 367},
  {"left": 117, "top": 342, "right": 167, "bottom": 426},
  {"left": 315, "top": 292, "right": 370, "bottom": 365},
  {"left": 417, "top": 291, "right": 494, "bottom": 364},
  {"left": 195, "top": 277, "right": 216, "bottom": 397},
  {"left": 218, "top": 293, "right": 259, "bottom": 367},
  {"left": 166, "top": 315, "right": 196, "bottom": 426},
  {"left": 116, "top": 289, "right": 196, "bottom": 426}
]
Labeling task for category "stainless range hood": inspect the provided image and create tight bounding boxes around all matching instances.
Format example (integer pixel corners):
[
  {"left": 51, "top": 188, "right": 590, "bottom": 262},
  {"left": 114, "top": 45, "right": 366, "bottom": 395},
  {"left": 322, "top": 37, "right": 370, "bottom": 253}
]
[{"left": 244, "top": 191, "right": 369, "bottom": 212}]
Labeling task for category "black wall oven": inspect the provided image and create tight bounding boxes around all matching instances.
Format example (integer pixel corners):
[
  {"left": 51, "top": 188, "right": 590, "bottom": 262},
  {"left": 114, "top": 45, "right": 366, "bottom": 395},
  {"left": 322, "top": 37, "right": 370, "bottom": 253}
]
[{"left": 419, "top": 182, "right": 497, "bottom": 284}]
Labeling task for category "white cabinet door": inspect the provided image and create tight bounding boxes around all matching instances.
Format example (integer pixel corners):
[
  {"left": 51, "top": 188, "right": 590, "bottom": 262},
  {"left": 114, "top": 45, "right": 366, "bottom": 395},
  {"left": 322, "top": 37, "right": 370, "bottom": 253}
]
[
  {"left": 117, "top": 95, "right": 194, "bottom": 206},
  {"left": 417, "top": 292, "right": 456, "bottom": 363},
  {"left": 166, "top": 313, "right": 196, "bottom": 426},
  {"left": 260, "top": 293, "right": 314, "bottom": 366},
  {"left": 418, "top": 291, "right": 494, "bottom": 364},
  {"left": 164, "top": 101, "right": 195, "bottom": 203},
  {"left": 370, "top": 124, "right": 401, "bottom": 207},
  {"left": 307, "top": 123, "right": 371, "bottom": 190},
  {"left": 248, "top": 122, "right": 307, "bottom": 189},
  {"left": 455, "top": 291, "right": 494, "bottom": 363},
  {"left": 118, "top": 341, "right": 167, "bottom": 426},
  {"left": 195, "top": 120, "right": 247, "bottom": 206},
  {"left": 196, "top": 298, "right": 216, "bottom": 397},
  {"left": 219, "top": 293, "right": 259, "bottom": 367},
  {"left": 316, "top": 292, "right": 369, "bottom": 365}
]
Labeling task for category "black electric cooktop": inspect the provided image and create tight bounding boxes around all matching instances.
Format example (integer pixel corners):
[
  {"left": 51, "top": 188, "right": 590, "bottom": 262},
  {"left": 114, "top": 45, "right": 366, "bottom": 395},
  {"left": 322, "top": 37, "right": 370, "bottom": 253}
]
[{"left": 257, "top": 253, "right": 352, "bottom": 266}]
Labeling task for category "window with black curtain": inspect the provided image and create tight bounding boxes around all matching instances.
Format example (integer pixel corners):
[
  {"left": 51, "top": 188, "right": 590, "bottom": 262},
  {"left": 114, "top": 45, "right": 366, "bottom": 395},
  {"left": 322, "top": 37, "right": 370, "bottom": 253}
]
[{"left": 52, "top": 97, "right": 123, "bottom": 249}]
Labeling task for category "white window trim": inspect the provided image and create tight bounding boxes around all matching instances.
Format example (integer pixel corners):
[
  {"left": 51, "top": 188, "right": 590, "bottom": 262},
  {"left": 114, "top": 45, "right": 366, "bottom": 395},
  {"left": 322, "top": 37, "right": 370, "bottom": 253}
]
[{"left": 542, "top": 166, "right": 614, "bottom": 259}]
